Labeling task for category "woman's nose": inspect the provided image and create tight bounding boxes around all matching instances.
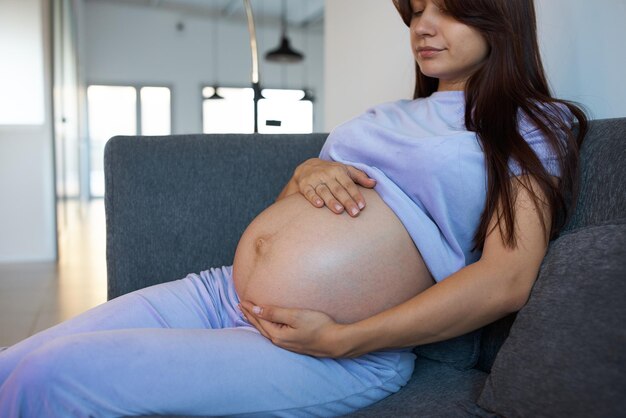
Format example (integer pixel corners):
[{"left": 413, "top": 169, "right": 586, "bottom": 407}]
[{"left": 412, "top": 9, "right": 437, "bottom": 37}]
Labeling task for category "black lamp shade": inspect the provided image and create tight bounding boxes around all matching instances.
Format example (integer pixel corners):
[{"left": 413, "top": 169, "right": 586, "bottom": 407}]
[
  {"left": 301, "top": 89, "right": 315, "bottom": 102},
  {"left": 207, "top": 88, "right": 224, "bottom": 100},
  {"left": 265, "top": 36, "right": 304, "bottom": 63}
]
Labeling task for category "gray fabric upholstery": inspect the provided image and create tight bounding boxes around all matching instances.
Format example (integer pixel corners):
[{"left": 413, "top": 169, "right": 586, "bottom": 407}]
[
  {"left": 344, "top": 357, "right": 487, "bottom": 417},
  {"left": 104, "top": 133, "right": 328, "bottom": 299},
  {"left": 563, "top": 118, "right": 626, "bottom": 232},
  {"left": 476, "top": 117, "right": 626, "bottom": 373},
  {"left": 477, "top": 220, "right": 626, "bottom": 417},
  {"left": 474, "top": 313, "right": 516, "bottom": 374},
  {"left": 414, "top": 329, "right": 482, "bottom": 371}
]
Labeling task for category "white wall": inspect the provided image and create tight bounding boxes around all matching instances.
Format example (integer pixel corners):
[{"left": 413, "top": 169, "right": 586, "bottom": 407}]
[
  {"left": 83, "top": 1, "right": 325, "bottom": 133},
  {"left": 0, "top": 0, "right": 56, "bottom": 262},
  {"left": 324, "top": 0, "right": 414, "bottom": 130},
  {"left": 324, "top": 0, "right": 626, "bottom": 130},
  {"left": 536, "top": 0, "right": 626, "bottom": 119}
]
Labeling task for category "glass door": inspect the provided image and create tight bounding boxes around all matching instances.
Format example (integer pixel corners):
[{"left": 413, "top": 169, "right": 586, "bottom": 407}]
[{"left": 86, "top": 84, "right": 171, "bottom": 197}]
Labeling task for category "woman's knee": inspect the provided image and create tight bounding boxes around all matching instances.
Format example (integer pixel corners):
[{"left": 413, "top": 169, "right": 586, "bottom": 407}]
[
  {"left": 0, "top": 336, "right": 107, "bottom": 416},
  {"left": 0, "top": 348, "right": 59, "bottom": 410},
  {"left": 4, "top": 334, "right": 100, "bottom": 393}
]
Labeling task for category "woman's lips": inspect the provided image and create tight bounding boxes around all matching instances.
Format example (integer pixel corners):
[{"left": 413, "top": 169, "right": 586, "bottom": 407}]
[{"left": 417, "top": 47, "right": 443, "bottom": 58}]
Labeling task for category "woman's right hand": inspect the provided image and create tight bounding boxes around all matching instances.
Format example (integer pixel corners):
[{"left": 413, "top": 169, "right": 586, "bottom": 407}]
[{"left": 292, "top": 158, "right": 376, "bottom": 217}]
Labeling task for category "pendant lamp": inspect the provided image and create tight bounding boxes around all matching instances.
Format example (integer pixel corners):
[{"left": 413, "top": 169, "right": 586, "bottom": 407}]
[
  {"left": 300, "top": 88, "right": 315, "bottom": 102},
  {"left": 265, "top": 0, "right": 304, "bottom": 63}
]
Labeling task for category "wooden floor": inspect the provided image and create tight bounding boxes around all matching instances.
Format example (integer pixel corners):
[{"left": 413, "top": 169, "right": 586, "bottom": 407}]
[{"left": 0, "top": 200, "right": 107, "bottom": 347}]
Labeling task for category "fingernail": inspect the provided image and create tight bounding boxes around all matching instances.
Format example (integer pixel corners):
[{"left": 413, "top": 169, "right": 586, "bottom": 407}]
[
  {"left": 252, "top": 306, "right": 263, "bottom": 315},
  {"left": 335, "top": 204, "right": 343, "bottom": 212},
  {"left": 358, "top": 201, "right": 365, "bottom": 209},
  {"left": 350, "top": 207, "right": 359, "bottom": 216},
  {"left": 315, "top": 199, "right": 323, "bottom": 206}
]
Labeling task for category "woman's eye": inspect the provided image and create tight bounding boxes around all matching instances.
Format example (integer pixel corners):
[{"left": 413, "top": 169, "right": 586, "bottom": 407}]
[{"left": 412, "top": 10, "right": 424, "bottom": 17}]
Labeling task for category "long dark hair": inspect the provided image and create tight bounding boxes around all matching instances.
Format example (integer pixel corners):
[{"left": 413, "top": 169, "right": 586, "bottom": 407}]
[{"left": 394, "top": 0, "right": 588, "bottom": 249}]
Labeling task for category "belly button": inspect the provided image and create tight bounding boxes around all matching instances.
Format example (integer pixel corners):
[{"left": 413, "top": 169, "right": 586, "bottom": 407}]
[
  {"left": 253, "top": 231, "right": 276, "bottom": 258},
  {"left": 255, "top": 237, "right": 269, "bottom": 256}
]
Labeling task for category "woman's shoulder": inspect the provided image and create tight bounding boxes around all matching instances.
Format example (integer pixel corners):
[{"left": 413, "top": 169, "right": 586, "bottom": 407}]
[
  {"left": 327, "top": 100, "right": 416, "bottom": 135},
  {"left": 511, "top": 101, "right": 576, "bottom": 178},
  {"left": 364, "top": 92, "right": 465, "bottom": 116},
  {"left": 518, "top": 101, "right": 574, "bottom": 137},
  {"left": 362, "top": 99, "right": 415, "bottom": 117}
]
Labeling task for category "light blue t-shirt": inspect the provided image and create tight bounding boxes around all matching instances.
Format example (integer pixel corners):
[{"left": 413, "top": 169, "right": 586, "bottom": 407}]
[{"left": 319, "top": 91, "right": 569, "bottom": 282}]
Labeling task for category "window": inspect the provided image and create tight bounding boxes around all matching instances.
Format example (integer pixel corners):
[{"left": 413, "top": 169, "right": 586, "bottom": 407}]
[
  {"left": 259, "top": 89, "right": 313, "bottom": 134},
  {"left": 202, "top": 87, "right": 254, "bottom": 134},
  {"left": 87, "top": 84, "right": 171, "bottom": 197},
  {"left": 140, "top": 87, "right": 172, "bottom": 136},
  {"left": 202, "top": 87, "right": 313, "bottom": 134}
]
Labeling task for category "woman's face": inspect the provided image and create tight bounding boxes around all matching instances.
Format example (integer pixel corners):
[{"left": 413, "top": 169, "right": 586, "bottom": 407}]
[{"left": 410, "top": 0, "right": 489, "bottom": 91}]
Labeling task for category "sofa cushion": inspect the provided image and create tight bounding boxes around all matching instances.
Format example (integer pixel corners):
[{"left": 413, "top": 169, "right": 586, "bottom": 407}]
[
  {"left": 414, "top": 329, "right": 482, "bottom": 371},
  {"left": 563, "top": 118, "right": 626, "bottom": 232},
  {"left": 345, "top": 357, "right": 488, "bottom": 417},
  {"left": 475, "top": 313, "right": 516, "bottom": 373},
  {"left": 477, "top": 220, "right": 626, "bottom": 417}
]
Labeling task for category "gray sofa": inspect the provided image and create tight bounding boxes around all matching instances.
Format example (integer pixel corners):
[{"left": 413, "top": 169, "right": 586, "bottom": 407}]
[{"left": 104, "top": 118, "right": 626, "bottom": 417}]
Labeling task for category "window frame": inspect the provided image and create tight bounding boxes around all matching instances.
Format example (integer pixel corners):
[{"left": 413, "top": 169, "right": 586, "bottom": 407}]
[{"left": 201, "top": 85, "right": 314, "bottom": 135}]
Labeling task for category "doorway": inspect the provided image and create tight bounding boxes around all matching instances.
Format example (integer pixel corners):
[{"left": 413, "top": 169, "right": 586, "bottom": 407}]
[{"left": 86, "top": 84, "right": 172, "bottom": 197}]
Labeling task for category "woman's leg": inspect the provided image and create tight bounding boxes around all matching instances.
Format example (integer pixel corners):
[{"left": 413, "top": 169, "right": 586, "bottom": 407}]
[
  {"left": 0, "top": 323, "right": 415, "bottom": 417},
  {"left": 0, "top": 264, "right": 416, "bottom": 417},
  {"left": 0, "top": 266, "right": 244, "bottom": 385}
]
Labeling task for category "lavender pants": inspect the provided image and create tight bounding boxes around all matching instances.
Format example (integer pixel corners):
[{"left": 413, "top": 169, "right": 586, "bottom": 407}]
[{"left": 0, "top": 266, "right": 415, "bottom": 417}]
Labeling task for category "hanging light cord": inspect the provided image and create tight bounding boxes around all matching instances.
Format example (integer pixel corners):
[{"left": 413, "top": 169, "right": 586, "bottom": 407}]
[{"left": 212, "top": 14, "right": 219, "bottom": 86}]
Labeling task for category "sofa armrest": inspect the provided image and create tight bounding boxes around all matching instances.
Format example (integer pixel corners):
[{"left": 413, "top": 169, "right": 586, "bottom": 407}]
[{"left": 104, "top": 133, "right": 328, "bottom": 300}]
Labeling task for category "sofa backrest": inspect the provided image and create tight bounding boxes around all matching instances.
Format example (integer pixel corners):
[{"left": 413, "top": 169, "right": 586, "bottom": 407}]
[
  {"left": 476, "top": 117, "right": 626, "bottom": 372},
  {"left": 104, "top": 133, "right": 328, "bottom": 299},
  {"left": 563, "top": 118, "right": 626, "bottom": 231},
  {"left": 105, "top": 119, "right": 625, "bottom": 372}
]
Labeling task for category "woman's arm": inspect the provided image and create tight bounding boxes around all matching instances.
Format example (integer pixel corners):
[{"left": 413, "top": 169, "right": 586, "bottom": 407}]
[
  {"left": 241, "top": 175, "right": 552, "bottom": 357},
  {"left": 276, "top": 158, "right": 377, "bottom": 216}
]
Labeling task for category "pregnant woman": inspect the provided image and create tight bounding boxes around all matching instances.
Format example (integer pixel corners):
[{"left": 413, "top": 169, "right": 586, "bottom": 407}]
[{"left": 0, "top": 0, "right": 587, "bottom": 416}]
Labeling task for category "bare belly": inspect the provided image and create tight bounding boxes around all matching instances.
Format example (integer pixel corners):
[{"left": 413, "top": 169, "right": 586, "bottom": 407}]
[{"left": 233, "top": 188, "right": 434, "bottom": 324}]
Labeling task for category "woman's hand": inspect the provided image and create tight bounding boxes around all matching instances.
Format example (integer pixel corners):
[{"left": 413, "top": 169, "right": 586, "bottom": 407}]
[
  {"left": 293, "top": 158, "right": 376, "bottom": 217},
  {"left": 239, "top": 301, "right": 349, "bottom": 358}
]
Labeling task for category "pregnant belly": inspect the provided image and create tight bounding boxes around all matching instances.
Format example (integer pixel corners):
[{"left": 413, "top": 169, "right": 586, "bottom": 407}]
[{"left": 233, "top": 188, "right": 434, "bottom": 324}]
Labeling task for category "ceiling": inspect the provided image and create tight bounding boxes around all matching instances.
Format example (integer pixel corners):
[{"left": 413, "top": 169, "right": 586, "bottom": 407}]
[{"left": 89, "top": 0, "right": 325, "bottom": 28}]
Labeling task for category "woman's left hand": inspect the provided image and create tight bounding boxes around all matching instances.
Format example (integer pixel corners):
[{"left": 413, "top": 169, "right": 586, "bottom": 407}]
[{"left": 239, "top": 301, "right": 348, "bottom": 358}]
